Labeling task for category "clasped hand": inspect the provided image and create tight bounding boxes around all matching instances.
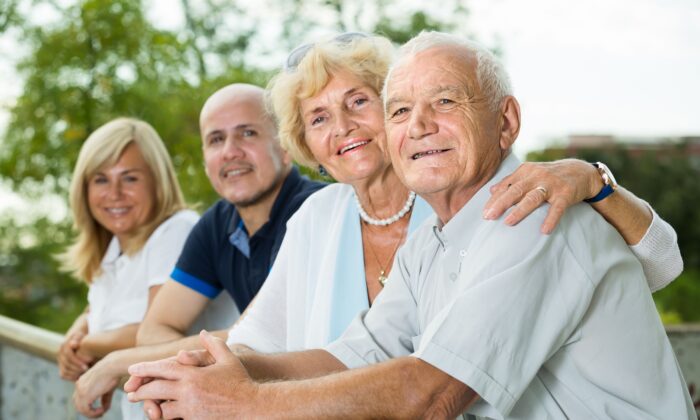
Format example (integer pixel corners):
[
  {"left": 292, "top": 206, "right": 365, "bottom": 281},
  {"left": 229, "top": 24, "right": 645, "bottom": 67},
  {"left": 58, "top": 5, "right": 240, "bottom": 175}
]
[{"left": 125, "top": 330, "right": 257, "bottom": 420}]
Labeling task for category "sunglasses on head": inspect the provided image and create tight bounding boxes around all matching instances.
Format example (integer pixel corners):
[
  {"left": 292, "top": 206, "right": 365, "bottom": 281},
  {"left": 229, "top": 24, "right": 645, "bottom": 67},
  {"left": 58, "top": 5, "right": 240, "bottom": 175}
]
[{"left": 284, "top": 32, "right": 369, "bottom": 71}]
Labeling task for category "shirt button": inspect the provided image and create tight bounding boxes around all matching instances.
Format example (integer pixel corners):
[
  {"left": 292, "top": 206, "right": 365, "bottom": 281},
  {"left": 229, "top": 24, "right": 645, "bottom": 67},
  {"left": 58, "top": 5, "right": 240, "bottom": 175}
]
[
  {"left": 459, "top": 249, "right": 467, "bottom": 257},
  {"left": 449, "top": 272, "right": 458, "bottom": 281}
]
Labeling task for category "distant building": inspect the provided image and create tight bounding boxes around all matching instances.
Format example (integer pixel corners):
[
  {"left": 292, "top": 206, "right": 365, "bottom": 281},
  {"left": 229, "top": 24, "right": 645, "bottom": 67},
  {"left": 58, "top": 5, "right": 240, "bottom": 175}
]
[{"left": 542, "top": 135, "right": 700, "bottom": 169}]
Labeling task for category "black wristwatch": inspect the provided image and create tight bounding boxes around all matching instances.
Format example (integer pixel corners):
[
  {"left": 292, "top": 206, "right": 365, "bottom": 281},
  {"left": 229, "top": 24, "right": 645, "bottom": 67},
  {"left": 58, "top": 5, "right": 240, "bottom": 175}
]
[{"left": 584, "top": 162, "right": 618, "bottom": 203}]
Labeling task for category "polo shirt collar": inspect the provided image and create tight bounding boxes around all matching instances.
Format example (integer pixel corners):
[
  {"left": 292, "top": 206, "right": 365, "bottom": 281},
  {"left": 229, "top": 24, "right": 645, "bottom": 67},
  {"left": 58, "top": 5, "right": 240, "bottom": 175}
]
[
  {"left": 229, "top": 219, "right": 250, "bottom": 258},
  {"left": 226, "top": 167, "right": 304, "bottom": 256},
  {"left": 101, "top": 236, "right": 121, "bottom": 265},
  {"left": 435, "top": 153, "right": 521, "bottom": 248}
]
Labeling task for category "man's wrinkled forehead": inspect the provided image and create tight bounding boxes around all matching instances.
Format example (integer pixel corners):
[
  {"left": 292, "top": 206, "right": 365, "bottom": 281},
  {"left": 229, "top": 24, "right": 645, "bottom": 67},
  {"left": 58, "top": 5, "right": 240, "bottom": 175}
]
[{"left": 385, "top": 45, "right": 478, "bottom": 105}]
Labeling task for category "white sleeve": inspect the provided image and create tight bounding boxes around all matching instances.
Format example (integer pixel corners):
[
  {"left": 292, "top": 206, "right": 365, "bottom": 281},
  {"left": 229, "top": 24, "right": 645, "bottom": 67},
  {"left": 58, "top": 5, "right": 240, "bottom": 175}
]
[
  {"left": 226, "top": 228, "right": 289, "bottom": 353},
  {"left": 630, "top": 205, "right": 683, "bottom": 292},
  {"left": 145, "top": 212, "right": 198, "bottom": 288}
]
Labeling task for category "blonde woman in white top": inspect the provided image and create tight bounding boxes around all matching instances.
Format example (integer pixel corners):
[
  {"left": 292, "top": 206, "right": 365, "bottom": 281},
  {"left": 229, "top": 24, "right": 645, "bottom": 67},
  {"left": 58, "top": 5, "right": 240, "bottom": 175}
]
[{"left": 58, "top": 118, "right": 235, "bottom": 418}]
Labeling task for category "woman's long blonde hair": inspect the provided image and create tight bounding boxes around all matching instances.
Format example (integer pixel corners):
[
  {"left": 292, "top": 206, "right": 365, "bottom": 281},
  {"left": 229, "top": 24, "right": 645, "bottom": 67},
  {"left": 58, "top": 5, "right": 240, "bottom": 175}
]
[{"left": 61, "top": 117, "right": 187, "bottom": 283}]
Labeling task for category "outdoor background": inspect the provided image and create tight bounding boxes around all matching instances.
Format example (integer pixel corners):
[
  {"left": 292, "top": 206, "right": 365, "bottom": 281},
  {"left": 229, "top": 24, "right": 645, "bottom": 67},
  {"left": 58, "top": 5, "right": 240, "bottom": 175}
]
[{"left": 0, "top": 0, "right": 698, "bottom": 333}]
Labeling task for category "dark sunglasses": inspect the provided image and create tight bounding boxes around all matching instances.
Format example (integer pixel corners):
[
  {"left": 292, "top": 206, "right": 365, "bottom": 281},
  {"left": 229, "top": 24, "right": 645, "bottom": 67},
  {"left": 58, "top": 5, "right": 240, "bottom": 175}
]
[{"left": 284, "top": 32, "right": 369, "bottom": 71}]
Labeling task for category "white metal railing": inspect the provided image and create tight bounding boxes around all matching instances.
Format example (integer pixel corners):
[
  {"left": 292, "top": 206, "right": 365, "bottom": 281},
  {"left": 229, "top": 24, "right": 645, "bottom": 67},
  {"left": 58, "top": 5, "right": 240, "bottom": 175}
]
[
  {"left": 0, "top": 314, "right": 122, "bottom": 419},
  {"left": 1, "top": 314, "right": 699, "bottom": 418}
]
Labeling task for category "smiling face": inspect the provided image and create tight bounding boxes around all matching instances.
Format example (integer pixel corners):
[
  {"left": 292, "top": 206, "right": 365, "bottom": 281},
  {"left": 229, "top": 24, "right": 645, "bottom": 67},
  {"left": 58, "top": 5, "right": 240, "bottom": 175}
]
[
  {"left": 300, "top": 72, "right": 388, "bottom": 184},
  {"left": 87, "top": 143, "right": 156, "bottom": 245},
  {"left": 384, "top": 46, "right": 509, "bottom": 209},
  {"left": 200, "top": 88, "right": 290, "bottom": 207}
]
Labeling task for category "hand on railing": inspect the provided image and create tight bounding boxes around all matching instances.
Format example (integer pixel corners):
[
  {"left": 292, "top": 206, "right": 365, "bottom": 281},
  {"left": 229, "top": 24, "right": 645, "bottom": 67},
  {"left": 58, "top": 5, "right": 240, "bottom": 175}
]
[{"left": 58, "top": 329, "right": 93, "bottom": 381}]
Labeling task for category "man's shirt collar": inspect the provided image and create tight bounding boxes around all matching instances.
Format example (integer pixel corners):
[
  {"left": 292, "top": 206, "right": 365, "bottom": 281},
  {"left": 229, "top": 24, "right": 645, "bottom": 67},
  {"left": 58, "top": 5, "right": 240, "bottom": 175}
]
[
  {"left": 434, "top": 153, "right": 521, "bottom": 249},
  {"left": 226, "top": 167, "right": 304, "bottom": 257}
]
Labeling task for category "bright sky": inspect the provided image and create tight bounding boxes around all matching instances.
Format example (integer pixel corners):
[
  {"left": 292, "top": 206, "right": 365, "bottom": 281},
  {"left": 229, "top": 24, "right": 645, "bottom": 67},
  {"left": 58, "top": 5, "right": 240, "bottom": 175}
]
[{"left": 1, "top": 0, "right": 699, "bottom": 211}]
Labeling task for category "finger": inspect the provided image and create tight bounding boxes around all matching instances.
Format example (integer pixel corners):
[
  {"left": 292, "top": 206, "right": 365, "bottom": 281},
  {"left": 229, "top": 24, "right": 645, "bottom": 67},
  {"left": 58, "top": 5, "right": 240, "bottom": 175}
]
[
  {"left": 504, "top": 189, "right": 545, "bottom": 226},
  {"left": 143, "top": 399, "right": 163, "bottom": 420},
  {"left": 160, "top": 400, "right": 184, "bottom": 420},
  {"left": 489, "top": 173, "right": 517, "bottom": 194},
  {"left": 69, "top": 336, "right": 84, "bottom": 349},
  {"left": 176, "top": 349, "right": 213, "bottom": 367},
  {"left": 541, "top": 200, "right": 567, "bottom": 234},
  {"left": 199, "top": 330, "right": 234, "bottom": 362},
  {"left": 128, "top": 359, "right": 184, "bottom": 380},
  {"left": 124, "top": 375, "right": 152, "bottom": 393},
  {"left": 101, "top": 389, "right": 114, "bottom": 413},
  {"left": 73, "top": 390, "right": 105, "bottom": 418},
  {"left": 484, "top": 182, "right": 526, "bottom": 220},
  {"left": 60, "top": 366, "right": 83, "bottom": 381},
  {"left": 64, "top": 351, "right": 91, "bottom": 371},
  {"left": 128, "top": 379, "right": 178, "bottom": 403}
]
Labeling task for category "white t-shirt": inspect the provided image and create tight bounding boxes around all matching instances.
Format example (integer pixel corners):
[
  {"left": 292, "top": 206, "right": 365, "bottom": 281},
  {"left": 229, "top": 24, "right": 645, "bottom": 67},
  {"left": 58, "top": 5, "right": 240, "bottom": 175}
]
[{"left": 87, "top": 209, "right": 239, "bottom": 420}]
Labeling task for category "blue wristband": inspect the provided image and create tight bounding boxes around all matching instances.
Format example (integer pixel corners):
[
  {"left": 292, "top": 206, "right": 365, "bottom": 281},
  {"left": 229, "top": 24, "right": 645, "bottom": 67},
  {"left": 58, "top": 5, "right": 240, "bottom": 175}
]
[{"left": 584, "top": 184, "right": 615, "bottom": 203}]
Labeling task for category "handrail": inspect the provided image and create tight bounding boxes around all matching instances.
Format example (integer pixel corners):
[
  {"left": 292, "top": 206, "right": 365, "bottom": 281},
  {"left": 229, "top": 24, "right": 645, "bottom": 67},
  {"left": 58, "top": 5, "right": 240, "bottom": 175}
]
[
  {"left": 666, "top": 323, "right": 700, "bottom": 333},
  {"left": 0, "top": 313, "right": 699, "bottom": 364},
  {"left": 0, "top": 314, "right": 63, "bottom": 363}
]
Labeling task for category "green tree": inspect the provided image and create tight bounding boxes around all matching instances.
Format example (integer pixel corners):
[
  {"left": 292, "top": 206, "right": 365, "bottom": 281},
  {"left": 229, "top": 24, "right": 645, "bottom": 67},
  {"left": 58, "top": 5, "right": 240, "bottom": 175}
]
[{"left": 0, "top": 0, "right": 469, "bottom": 331}]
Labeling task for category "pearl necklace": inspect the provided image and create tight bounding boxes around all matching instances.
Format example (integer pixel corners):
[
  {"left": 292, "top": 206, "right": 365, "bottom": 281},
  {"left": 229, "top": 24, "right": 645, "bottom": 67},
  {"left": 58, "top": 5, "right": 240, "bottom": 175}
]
[{"left": 355, "top": 191, "right": 416, "bottom": 226}]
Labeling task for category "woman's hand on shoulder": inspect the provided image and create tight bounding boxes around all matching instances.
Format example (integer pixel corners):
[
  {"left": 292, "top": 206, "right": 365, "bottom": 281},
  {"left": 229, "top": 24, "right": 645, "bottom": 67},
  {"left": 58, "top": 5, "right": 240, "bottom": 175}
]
[{"left": 483, "top": 159, "right": 600, "bottom": 234}]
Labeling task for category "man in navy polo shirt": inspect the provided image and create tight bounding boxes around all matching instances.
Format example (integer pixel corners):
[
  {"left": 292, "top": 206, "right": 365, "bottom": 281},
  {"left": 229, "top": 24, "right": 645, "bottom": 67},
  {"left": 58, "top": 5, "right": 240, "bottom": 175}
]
[
  {"left": 138, "top": 83, "right": 325, "bottom": 344},
  {"left": 71, "top": 84, "right": 324, "bottom": 415}
]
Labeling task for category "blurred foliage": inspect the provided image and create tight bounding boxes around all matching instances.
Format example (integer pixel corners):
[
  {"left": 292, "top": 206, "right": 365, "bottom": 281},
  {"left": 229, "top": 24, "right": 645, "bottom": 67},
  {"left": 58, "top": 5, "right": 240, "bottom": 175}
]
[
  {"left": 0, "top": 0, "right": 23, "bottom": 33},
  {"left": 0, "top": 0, "right": 471, "bottom": 332},
  {"left": 0, "top": 215, "right": 87, "bottom": 332},
  {"left": 528, "top": 139, "right": 700, "bottom": 323}
]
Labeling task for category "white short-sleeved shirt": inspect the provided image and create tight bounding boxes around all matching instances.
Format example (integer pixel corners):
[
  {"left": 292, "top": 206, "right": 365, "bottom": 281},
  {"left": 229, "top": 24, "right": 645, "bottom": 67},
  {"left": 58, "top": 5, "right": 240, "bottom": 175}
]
[
  {"left": 87, "top": 210, "right": 200, "bottom": 333},
  {"left": 327, "top": 155, "right": 694, "bottom": 419},
  {"left": 86, "top": 209, "right": 239, "bottom": 420}
]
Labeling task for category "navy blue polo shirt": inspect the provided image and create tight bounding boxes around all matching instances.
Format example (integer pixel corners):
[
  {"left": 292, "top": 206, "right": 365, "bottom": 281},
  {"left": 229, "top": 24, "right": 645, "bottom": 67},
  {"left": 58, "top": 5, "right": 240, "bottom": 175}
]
[{"left": 171, "top": 168, "right": 325, "bottom": 311}]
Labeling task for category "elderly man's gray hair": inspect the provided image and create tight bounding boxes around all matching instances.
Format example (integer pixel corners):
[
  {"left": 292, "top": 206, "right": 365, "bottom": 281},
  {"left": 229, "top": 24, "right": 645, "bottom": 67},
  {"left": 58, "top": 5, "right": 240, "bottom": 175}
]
[{"left": 383, "top": 31, "right": 513, "bottom": 112}]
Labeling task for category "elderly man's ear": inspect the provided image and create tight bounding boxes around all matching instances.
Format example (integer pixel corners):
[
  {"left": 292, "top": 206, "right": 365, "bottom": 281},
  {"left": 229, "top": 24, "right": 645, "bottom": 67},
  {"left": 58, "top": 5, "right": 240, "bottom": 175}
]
[{"left": 498, "top": 96, "right": 521, "bottom": 151}]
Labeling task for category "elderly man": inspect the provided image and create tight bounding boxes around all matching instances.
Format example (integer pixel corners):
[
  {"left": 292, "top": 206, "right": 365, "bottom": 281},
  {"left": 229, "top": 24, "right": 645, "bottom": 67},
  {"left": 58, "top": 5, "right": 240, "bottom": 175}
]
[
  {"left": 126, "top": 34, "right": 694, "bottom": 419},
  {"left": 71, "top": 83, "right": 324, "bottom": 417}
]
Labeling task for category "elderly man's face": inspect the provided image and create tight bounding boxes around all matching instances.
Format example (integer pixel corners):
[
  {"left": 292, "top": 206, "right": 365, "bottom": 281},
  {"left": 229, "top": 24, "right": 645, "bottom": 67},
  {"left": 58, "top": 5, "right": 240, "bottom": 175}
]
[{"left": 384, "top": 46, "right": 504, "bottom": 202}]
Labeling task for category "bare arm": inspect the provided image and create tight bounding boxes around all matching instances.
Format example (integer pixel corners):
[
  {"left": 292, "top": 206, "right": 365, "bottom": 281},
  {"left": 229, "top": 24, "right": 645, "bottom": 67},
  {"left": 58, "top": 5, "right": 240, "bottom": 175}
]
[
  {"left": 136, "top": 280, "right": 210, "bottom": 345},
  {"left": 77, "top": 323, "right": 139, "bottom": 360},
  {"left": 589, "top": 186, "right": 651, "bottom": 245},
  {"left": 127, "top": 332, "right": 477, "bottom": 419},
  {"left": 76, "top": 285, "right": 163, "bottom": 360}
]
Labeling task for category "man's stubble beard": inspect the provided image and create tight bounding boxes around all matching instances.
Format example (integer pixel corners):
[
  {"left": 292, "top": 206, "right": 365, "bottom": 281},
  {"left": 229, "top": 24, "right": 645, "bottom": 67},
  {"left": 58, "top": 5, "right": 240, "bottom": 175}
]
[{"left": 232, "top": 167, "right": 289, "bottom": 209}]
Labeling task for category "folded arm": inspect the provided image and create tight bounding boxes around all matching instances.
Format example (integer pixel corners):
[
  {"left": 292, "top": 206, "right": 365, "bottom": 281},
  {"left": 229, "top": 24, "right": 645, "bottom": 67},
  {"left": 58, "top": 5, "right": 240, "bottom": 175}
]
[{"left": 126, "top": 332, "right": 476, "bottom": 419}]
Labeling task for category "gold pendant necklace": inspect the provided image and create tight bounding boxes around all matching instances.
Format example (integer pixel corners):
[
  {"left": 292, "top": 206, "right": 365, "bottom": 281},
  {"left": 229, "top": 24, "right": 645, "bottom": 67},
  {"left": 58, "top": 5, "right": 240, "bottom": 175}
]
[
  {"left": 378, "top": 270, "right": 388, "bottom": 287},
  {"left": 364, "top": 223, "right": 407, "bottom": 287}
]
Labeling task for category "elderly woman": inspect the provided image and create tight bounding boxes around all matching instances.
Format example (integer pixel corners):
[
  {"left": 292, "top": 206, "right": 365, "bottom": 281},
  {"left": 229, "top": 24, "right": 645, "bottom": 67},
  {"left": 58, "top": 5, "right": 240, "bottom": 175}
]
[
  {"left": 57, "top": 118, "right": 234, "bottom": 419},
  {"left": 224, "top": 33, "right": 681, "bottom": 351}
]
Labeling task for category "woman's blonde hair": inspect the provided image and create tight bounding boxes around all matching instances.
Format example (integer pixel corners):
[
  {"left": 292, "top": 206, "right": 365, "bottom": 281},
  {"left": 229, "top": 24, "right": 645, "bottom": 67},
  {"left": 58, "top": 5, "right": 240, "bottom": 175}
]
[
  {"left": 267, "top": 34, "right": 395, "bottom": 168},
  {"left": 61, "top": 117, "right": 187, "bottom": 283}
]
